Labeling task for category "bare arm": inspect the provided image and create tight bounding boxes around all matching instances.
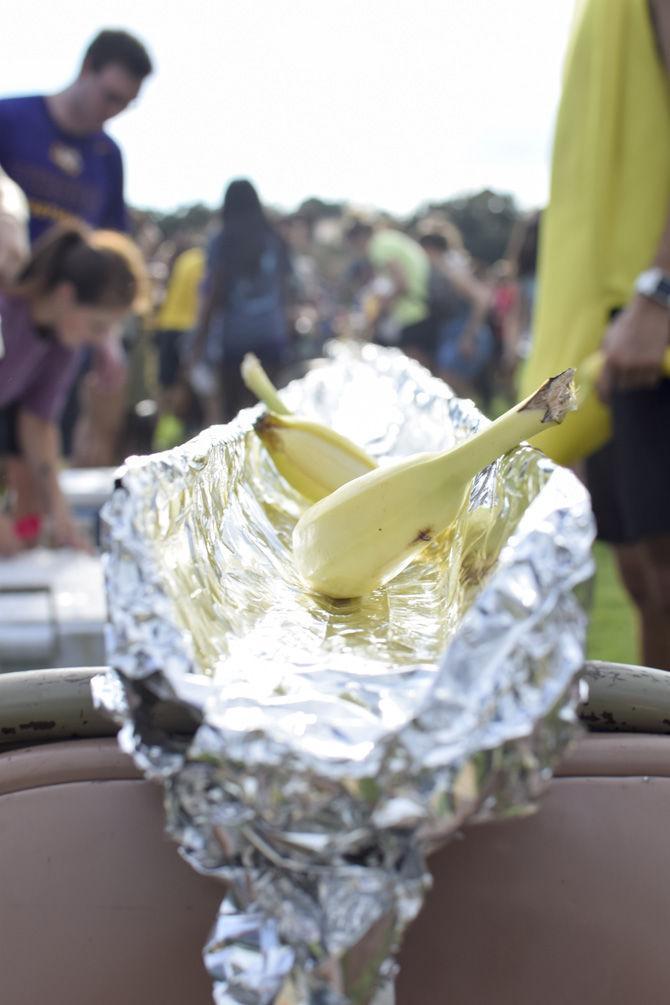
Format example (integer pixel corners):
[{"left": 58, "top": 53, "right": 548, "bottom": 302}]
[
  {"left": 598, "top": 0, "right": 670, "bottom": 395},
  {"left": 599, "top": 216, "right": 670, "bottom": 396},
  {"left": 442, "top": 260, "right": 490, "bottom": 309},
  {"left": 17, "top": 411, "right": 64, "bottom": 513},
  {"left": 16, "top": 410, "right": 90, "bottom": 550},
  {"left": 442, "top": 260, "right": 492, "bottom": 350},
  {"left": 0, "top": 514, "right": 21, "bottom": 556},
  {"left": 650, "top": 0, "right": 670, "bottom": 75},
  {"left": 191, "top": 264, "right": 224, "bottom": 363}
]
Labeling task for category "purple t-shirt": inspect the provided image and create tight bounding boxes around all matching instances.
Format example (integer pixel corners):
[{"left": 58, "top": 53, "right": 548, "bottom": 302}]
[
  {"left": 0, "top": 95, "right": 127, "bottom": 243},
  {"left": 0, "top": 293, "right": 80, "bottom": 421}
]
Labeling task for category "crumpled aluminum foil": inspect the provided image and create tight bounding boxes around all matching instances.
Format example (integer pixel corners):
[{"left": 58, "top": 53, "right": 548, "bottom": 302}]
[{"left": 97, "top": 340, "right": 595, "bottom": 1005}]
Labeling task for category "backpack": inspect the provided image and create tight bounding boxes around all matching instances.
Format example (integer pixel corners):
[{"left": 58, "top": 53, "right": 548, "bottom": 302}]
[{"left": 217, "top": 239, "right": 289, "bottom": 358}]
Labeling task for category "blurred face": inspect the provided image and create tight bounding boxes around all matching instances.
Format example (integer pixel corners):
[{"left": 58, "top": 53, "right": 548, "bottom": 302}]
[
  {"left": 51, "top": 283, "right": 127, "bottom": 349},
  {"left": 75, "top": 63, "right": 142, "bottom": 132}
]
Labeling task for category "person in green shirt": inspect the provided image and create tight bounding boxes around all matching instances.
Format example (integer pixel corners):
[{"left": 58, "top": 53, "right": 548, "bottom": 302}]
[{"left": 345, "top": 221, "right": 436, "bottom": 367}]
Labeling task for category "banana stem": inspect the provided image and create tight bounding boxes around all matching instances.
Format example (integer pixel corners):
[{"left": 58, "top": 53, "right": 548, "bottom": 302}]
[
  {"left": 240, "top": 353, "right": 291, "bottom": 415},
  {"left": 440, "top": 368, "right": 576, "bottom": 480}
]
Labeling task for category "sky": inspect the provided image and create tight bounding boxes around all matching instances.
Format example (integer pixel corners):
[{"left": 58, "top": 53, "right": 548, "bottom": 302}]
[{"left": 2, "top": 0, "right": 577, "bottom": 217}]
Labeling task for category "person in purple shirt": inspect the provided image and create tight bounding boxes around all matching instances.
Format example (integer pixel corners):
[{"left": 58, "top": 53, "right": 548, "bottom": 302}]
[
  {"left": 0, "top": 223, "right": 148, "bottom": 556},
  {"left": 0, "top": 29, "right": 153, "bottom": 464},
  {"left": 0, "top": 29, "right": 153, "bottom": 241}
]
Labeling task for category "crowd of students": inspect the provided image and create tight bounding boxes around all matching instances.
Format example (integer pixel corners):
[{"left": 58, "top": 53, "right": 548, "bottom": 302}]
[
  {"left": 3, "top": 6, "right": 670, "bottom": 678},
  {"left": 137, "top": 197, "right": 539, "bottom": 447},
  {"left": 0, "top": 25, "right": 540, "bottom": 561}
]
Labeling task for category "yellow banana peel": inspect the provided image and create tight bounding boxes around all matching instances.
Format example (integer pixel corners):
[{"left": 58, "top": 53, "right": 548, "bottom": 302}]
[
  {"left": 241, "top": 353, "right": 377, "bottom": 502},
  {"left": 293, "top": 369, "right": 576, "bottom": 599}
]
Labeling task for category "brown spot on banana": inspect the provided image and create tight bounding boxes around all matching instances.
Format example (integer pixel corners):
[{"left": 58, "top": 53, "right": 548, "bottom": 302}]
[{"left": 254, "top": 414, "right": 283, "bottom": 451}]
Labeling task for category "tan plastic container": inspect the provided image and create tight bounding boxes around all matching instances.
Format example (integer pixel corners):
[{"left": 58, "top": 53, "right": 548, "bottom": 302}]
[{"left": 1, "top": 664, "right": 669, "bottom": 1004}]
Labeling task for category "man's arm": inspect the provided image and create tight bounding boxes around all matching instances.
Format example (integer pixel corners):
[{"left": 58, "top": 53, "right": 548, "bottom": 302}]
[
  {"left": 599, "top": 1, "right": 670, "bottom": 395},
  {"left": 650, "top": 0, "right": 670, "bottom": 72},
  {"left": 599, "top": 215, "right": 670, "bottom": 395}
]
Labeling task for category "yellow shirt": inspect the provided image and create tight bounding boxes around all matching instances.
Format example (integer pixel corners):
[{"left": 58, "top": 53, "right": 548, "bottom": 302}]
[
  {"left": 155, "top": 247, "right": 205, "bottom": 332},
  {"left": 521, "top": 0, "right": 670, "bottom": 464}
]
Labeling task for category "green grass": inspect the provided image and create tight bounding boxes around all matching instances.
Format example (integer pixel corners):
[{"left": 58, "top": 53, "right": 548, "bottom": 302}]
[{"left": 586, "top": 541, "right": 639, "bottom": 665}]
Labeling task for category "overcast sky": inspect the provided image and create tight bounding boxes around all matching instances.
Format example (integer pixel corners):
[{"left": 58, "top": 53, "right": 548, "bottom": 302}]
[{"left": 2, "top": 0, "right": 577, "bottom": 216}]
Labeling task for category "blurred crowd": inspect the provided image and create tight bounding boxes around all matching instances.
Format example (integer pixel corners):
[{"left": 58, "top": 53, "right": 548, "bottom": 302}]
[
  {"left": 0, "top": 27, "right": 540, "bottom": 557},
  {"left": 132, "top": 193, "right": 540, "bottom": 448},
  {"left": 3, "top": 4, "right": 670, "bottom": 675}
]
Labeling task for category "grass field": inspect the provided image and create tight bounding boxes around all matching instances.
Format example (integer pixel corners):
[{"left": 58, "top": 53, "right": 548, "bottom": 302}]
[{"left": 586, "top": 541, "right": 638, "bottom": 665}]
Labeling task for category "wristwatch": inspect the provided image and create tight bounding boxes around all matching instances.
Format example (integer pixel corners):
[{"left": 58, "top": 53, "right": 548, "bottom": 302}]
[{"left": 634, "top": 268, "right": 670, "bottom": 309}]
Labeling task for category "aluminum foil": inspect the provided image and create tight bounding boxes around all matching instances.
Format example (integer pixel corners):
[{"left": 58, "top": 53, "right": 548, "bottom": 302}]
[{"left": 98, "top": 340, "right": 595, "bottom": 1005}]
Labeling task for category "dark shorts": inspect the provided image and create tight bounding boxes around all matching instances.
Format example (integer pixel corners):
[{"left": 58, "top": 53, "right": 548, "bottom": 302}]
[
  {"left": 154, "top": 329, "right": 184, "bottom": 388},
  {"left": 0, "top": 404, "right": 19, "bottom": 457},
  {"left": 585, "top": 378, "right": 670, "bottom": 544}
]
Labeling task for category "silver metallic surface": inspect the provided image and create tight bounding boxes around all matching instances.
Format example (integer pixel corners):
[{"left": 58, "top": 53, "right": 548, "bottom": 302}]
[{"left": 101, "top": 341, "right": 595, "bottom": 1004}]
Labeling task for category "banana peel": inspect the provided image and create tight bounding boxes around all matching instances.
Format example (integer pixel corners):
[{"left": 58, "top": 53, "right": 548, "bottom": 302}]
[
  {"left": 293, "top": 369, "right": 576, "bottom": 599},
  {"left": 242, "top": 353, "right": 378, "bottom": 502},
  {"left": 254, "top": 412, "right": 377, "bottom": 502}
]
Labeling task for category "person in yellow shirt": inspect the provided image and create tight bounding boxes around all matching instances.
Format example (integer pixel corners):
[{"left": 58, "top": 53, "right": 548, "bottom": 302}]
[
  {"left": 152, "top": 241, "right": 205, "bottom": 448},
  {"left": 521, "top": 0, "right": 670, "bottom": 668}
]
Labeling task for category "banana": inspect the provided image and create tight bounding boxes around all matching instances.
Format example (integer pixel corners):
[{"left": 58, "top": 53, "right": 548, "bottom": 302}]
[
  {"left": 241, "top": 352, "right": 292, "bottom": 415},
  {"left": 292, "top": 369, "right": 576, "bottom": 599},
  {"left": 254, "top": 412, "right": 378, "bottom": 502},
  {"left": 241, "top": 353, "right": 377, "bottom": 502}
]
